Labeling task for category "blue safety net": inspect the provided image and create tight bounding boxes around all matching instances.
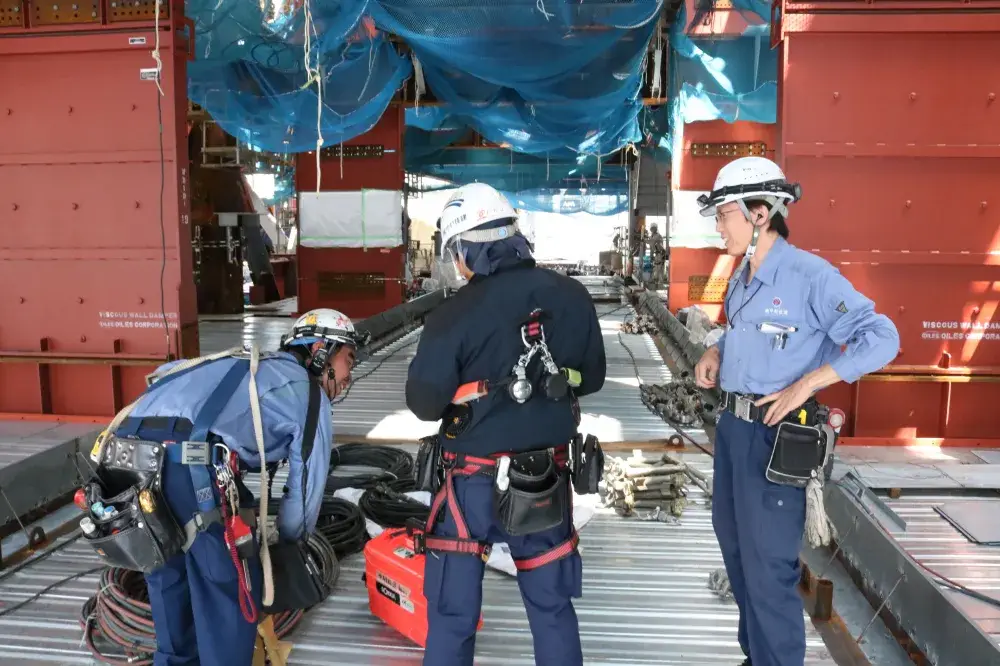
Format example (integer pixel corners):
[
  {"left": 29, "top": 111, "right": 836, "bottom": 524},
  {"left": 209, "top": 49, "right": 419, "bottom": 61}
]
[
  {"left": 373, "top": 0, "right": 660, "bottom": 159},
  {"left": 184, "top": 1, "right": 665, "bottom": 213},
  {"left": 409, "top": 146, "right": 629, "bottom": 214},
  {"left": 186, "top": 0, "right": 411, "bottom": 153},
  {"left": 669, "top": 4, "right": 777, "bottom": 125},
  {"left": 504, "top": 186, "right": 630, "bottom": 216}
]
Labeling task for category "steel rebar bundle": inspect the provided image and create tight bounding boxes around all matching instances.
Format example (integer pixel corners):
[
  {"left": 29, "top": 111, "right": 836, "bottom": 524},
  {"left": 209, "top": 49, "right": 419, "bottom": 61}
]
[{"left": 602, "top": 453, "right": 690, "bottom": 518}]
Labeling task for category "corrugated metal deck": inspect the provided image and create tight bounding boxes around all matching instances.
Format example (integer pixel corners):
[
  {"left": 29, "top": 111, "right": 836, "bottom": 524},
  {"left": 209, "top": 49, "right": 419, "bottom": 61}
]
[
  {"left": 0, "top": 450, "right": 837, "bottom": 666},
  {"left": 883, "top": 493, "right": 1000, "bottom": 646},
  {"left": 0, "top": 290, "right": 878, "bottom": 665}
]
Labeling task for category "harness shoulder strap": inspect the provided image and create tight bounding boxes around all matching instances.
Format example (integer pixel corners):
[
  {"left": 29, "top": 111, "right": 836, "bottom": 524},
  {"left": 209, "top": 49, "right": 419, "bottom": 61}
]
[
  {"left": 187, "top": 359, "right": 251, "bottom": 515},
  {"left": 300, "top": 379, "right": 322, "bottom": 465},
  {"left": 298, "top": 378, "right": 323, "bottom": 503}
]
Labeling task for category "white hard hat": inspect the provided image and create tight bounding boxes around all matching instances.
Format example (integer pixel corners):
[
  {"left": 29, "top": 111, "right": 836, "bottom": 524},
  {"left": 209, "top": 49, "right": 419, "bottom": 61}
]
[
  {"left": 697, "top": 156, "right": 801, "bottom": 218},
  {"left": 439, "top": 183, "right": 518, "bottom": 258},
  {"left": 281, "top": 308, "right": 364, "bottom": 350}
]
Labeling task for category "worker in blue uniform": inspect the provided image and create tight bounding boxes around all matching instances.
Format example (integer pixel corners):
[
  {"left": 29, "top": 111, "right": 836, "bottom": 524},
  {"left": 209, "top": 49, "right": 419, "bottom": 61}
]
[
  {"left": 102, "top": 308, "right": 359, "bottom": 666},
  {"left": 406, "top": 183, "right": 607, "bottom": 666},
  {"left": 693, "top": 157, "right": 900, "bottom": 666}
]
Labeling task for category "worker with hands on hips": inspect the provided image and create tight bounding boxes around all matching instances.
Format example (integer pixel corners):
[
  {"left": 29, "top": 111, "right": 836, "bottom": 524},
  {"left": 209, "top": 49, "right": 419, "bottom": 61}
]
[
  {"left": 119, "top": 308, "right": 359, "bottom": 666},
  {"left": 405, "top": 183, "right": 607, "bottom": 666},
  {"left": 693, "top": 157, "right": 899, "bottom": 666}
]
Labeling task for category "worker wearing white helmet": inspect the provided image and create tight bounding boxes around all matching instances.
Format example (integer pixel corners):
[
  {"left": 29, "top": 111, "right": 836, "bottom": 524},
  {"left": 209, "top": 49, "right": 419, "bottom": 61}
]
[
  {"left": 280, "top": 307, "right": 366, "bottom": 399},
  {"left": 407, "top": 182, "right": 607, "bottom": 666},
  {"left": 693, "top": 157, "right": 899, "bottom": 666},
  {"left": 84, "top": 307, "right": 362, "bottom": 665}
]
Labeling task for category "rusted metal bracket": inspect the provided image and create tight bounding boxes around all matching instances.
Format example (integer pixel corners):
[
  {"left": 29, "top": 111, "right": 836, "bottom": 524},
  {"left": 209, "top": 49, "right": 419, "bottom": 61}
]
[{"left": 690, "top": 142, "right": 768, "bottom": 158}]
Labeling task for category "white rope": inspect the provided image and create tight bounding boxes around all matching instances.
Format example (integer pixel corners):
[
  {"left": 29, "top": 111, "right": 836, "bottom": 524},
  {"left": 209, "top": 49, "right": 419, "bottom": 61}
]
[
  {"left": 301, "top": 0, "right": 323, "bottom": 192},
  {"left": 708, "top": 568, "right": 733, "bottom": 601},
  {"left": 249, "top": 343, "right": 275, "bottom": 607},
  {"left": 535, "top": 0, "right": 554, "bottom": 20},
  {"left": 805, "top": 477, "right": 836, "bottom": 548},
  {"left": 412, "top": 54, "right": 426, "bottom": 113},
  {"left": 151, "top": 0, "right": 164, "bottom": 97}
]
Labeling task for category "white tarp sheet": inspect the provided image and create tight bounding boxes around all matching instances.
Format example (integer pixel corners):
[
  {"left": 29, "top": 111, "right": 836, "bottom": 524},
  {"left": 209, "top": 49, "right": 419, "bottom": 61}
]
[
  {"left": 299, "top": 189, "right": 404, "bottom": 248},
  {"left": 669, "top": 190, "right": 725, "bottom": 250}
]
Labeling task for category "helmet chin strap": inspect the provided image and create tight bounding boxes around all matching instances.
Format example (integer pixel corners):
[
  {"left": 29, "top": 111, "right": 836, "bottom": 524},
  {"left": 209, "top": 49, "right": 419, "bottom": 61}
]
[{"left": 731, "top": 196, "right": 787, "bottom": 283}]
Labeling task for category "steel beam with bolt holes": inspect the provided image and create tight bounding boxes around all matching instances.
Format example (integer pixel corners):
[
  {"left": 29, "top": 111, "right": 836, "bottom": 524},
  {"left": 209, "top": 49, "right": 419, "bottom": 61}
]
[{"left": 824, "top": 483, "right": 1000, "bottom": 665}]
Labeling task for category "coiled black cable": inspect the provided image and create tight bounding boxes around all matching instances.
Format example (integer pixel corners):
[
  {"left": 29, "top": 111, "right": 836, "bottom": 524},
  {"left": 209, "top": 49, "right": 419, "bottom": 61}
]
[
  {"left": 315, "top": 497, "right": 369, "bottom": 557},
  {"left": 326, "top": 443, "right": 415, "bottom": 491},
  {"left": 358, "top": 480, "right": 430, "bottom": 528},
  {"left": 78, "top": 532, "right": 339, "bottom": 665}
]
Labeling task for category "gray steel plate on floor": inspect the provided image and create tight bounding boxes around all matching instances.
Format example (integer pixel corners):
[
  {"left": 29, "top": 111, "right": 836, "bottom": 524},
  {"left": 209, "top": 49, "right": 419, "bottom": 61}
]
[
  {"left": 973, "top": 450, "right": 1000, "bottom": 465},
  {"left": 934, "top": 500, "right": 1000, "bottom": 546}
]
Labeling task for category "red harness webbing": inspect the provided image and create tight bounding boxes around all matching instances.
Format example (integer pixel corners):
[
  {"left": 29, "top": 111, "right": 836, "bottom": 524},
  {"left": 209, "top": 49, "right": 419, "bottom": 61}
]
[{"left": 422, "top": 449, "right": 579, "bottom": 572}]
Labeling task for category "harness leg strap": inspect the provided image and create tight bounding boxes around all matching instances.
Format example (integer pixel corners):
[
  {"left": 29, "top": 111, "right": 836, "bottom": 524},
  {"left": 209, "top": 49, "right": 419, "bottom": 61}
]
[
  {"left": 181, "top": 507, "right": 255, "bottom": 552},
  {"left": 513, "top": 530, "right": 580, "bottom": 571},
  {"left": 422, "top": 469, "right": 492, "bottom": 560}
]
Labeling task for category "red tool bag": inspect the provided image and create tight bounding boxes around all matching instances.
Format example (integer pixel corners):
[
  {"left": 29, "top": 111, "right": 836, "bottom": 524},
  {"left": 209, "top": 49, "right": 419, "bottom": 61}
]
[{"left": 364, "top": 527, "right": 484, "bottom": 647}]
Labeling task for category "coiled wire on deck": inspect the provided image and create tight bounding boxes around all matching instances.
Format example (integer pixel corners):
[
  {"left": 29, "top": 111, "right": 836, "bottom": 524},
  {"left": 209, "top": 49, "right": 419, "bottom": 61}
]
[
  {"left": 326, "top": 443, "right": 415, "bottom": 491},
  {"left": 358, "top": 480, "right": 429, "bottom": 528},
  {"left": 79, "top": 531, "right": 339, "bottom": 665}
]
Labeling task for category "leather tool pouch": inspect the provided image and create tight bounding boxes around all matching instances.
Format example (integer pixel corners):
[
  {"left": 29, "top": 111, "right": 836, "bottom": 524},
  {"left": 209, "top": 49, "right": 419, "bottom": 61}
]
[
  {"left": 83, "top": 436, "right": 185, "bottom": 573},
  {"left": 570, "top": 433, "right": 604, "bottom": 495},
  {"left": 263, "top": 539, "right": 329, "bottom": 614},
  {"left": 494, "top": 450, "right": 568, "bottom": 537},
  {"left": 414, "top": 434, "right": 444, "bottom": 494},
  {"left": 767, "top": 422, "right": 830, "bottom": 488}
]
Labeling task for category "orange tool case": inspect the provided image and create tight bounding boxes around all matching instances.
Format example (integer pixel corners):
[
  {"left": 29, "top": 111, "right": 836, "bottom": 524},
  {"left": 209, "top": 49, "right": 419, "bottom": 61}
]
[{"left": 364, "top": 528, "right": 484, "bottom": 647}]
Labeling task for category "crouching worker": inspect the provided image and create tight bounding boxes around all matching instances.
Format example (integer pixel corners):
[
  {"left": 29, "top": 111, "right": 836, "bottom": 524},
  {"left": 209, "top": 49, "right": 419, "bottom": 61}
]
[
  {"left": 406, "top": 183, "right": 608, "bottom": 666},
  {"left": 81, "top": 309, "right": 361, "bottom": 665}
]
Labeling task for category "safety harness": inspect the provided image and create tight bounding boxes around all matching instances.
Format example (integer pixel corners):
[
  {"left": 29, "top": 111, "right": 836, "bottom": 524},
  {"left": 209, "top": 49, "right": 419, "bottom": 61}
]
[
  {"left": 90, "top": 345, "right": 309, "bottom": 609},
  {"left": 114, "top": 359, "right": 251, "bottom": 551},
  {"left": 417, "top": 449, "right": 580, "bottom": 571}
]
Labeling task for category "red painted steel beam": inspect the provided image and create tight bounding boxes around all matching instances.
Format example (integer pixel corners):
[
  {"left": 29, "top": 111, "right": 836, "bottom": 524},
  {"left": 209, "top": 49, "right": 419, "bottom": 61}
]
[
  {"left": 0, "top": 0, "right": 198, "bottom": 418},
  {"left": 294, "top": 108, "right": 406, "bottom": 319},
  {"left": 773, "top": 3, "right": 1000, "bottom": 442}
]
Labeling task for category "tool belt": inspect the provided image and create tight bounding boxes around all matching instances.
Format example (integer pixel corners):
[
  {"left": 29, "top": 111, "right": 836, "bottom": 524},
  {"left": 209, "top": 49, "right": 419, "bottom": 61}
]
[
  {"left": 82, "top": 436, "right": 186, "bottom": 574},
  {"left": 416, "top": 447, "right": 579, "bottom": 572},
  {"left": 723, "top": 392, "right": 837, "bottom": 488},
  {"left": 568, "top": 433, "right": 603, "bottom": 495},
  {"left": 82, "top": 359, "right": 254, "bottom": 575}
]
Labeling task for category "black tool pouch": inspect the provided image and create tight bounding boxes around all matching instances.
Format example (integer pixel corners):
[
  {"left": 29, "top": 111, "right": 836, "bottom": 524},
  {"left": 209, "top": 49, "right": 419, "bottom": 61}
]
[
  {"left": 767, "top": 422, "right": 831, "bottom": 488},
  {"left": 82, "top": 436, "right": 185, "bottom": 573},
  {"left": 414, "top": 435, "right": 444, "bottom": 494},
  {"left": 494, "top": 451, "right": 568, "bottom": 537},
  {"left": 263, "top": 540, "right": 330, "bottom": 614},
  {"left": 570, "top": 434, "right": 604, "bottom": 495}
]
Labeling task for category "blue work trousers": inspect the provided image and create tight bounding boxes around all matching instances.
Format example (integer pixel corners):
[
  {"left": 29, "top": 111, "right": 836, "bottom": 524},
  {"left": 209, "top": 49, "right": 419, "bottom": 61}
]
[
  {"left": 712, "top": 413, "right": 806, "bottom": 666},
  {"left": 422, "top": 474, "right": 583, "bottom": 666},
  {"left": 144, "top": 457, "right": 263, "bottom": 666}
]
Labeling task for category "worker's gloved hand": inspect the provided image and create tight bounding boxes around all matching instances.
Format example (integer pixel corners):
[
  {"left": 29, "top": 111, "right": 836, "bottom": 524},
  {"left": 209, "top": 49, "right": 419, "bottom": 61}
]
[{"left": 694, "top": 346, "right": 720, "bottom": 389}]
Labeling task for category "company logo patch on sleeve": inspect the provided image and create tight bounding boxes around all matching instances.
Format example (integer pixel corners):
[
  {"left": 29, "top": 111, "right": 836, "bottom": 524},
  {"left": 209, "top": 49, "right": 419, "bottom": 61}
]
[{"left": 836, "top": 301, "right": 849, "bottom": 314}]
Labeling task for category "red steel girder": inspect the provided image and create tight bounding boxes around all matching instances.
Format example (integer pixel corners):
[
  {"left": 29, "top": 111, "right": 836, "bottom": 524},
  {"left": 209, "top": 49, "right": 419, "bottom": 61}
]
[
  {"left": 774, "top": 4, "right": 1000, "bottom": 443},
  {"left": 0, "top": 0, "right": 198, "bottom": 418}
]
